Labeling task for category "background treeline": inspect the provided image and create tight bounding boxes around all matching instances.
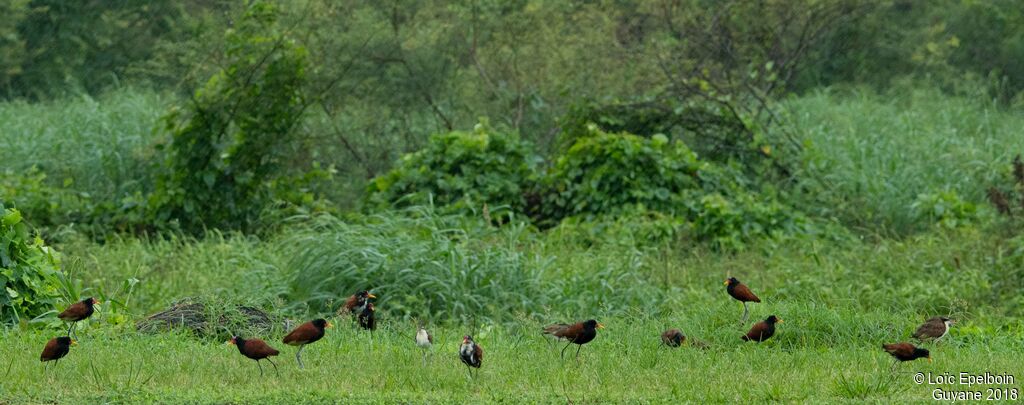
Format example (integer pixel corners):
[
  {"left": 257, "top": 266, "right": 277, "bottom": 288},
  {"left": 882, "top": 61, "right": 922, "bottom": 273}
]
[{"left": 3, "top": 0, "right": 1024, "bottom": 326}]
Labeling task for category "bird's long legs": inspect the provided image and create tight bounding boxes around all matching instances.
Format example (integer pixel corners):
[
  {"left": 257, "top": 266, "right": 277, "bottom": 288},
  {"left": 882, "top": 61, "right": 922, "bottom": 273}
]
[
  {"left": 257, "top": 360, "right": 264, "bottom": 376},
  {"left": 296, "top": 344, "right": 305, "bottom": 369},
  {"left": 560, "top": 341, "right": 572, "bottom": 360},
  {"left": 741, "top": 302, "right": 750, "bottom": 325},
  {"left": 267, "top": 358, "right": 279, "bottom": 376},
  {"left": 575, "top": 344, "right": 583, "bottom": 360}
]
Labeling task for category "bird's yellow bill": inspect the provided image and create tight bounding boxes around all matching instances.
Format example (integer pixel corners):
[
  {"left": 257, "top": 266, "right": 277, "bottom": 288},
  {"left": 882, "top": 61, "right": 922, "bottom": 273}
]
[
  {"left": 226, "top": 340, "right": 235, "bottom": 345},
  {"left": 723, "top": 280, "right": 730, "bottom": 285},
  {"left": 597, "top": 323, "right": 605, "bottom": 329},
  {"left": 71, "top": 340, "right": 78, "bottom": 346},
  {"left": 367, "top": 293, "right": 377, "bottom": 299},
  {"left": 928, "top": 357, "right": 933, "bottom": 363},
  {"left": 777, "top": 319, "right": 784, "bottom": 323},
  {"left": 326, "top": 322, "right": 334, "bottom": 328}
]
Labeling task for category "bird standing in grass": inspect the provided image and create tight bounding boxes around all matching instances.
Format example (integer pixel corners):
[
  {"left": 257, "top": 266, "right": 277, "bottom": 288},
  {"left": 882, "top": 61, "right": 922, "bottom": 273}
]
[
  {"left": 742, "top": 315, "right": 781, "bottom": 342},
  {"left": 40, "top": 336, "right": 75, "bottom": 368},
  {"left": 883, "top": 342, "right": 931, "bottom": 370},
  {"left": 282, "top": 318, "right": 331, "bottom": 369},
  {"left": 415, "top": 323, "right": 433, "bottom": 364},
  {"left": 725, "top": 278, "right": 760, "bottom": 324},
  {"left": 459, "top": 335, "right": 483, "bottom": 377},
  {"left": 542, "top": 319, "right": 604, "bottom": 360},
  {"left": 661, "top": 329, "right": 685, "bottom": 347},
  {"left": 58, "top": 297, "right": 99, "bottom": 340},
  {"left": 338, "top": 290, "right": 376, "bottom": 317},
  {"left": 357, "top": 302, "right": 376, "bottom": 331},
  {"left": 228, "top": 336, "right": 280, "bottom": 376},
  {"left": 912, "top": 317, "right": 954, "bottom": 342}
]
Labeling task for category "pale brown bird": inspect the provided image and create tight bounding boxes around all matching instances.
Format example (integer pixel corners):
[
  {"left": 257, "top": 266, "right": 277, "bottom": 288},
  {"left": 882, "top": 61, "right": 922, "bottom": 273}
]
[
  {"left": 742, "top": 315, "right": 781, "bottom": 342},
  {"left": 58, "top": 297, "right": 100, "bottom": 340},
  {"left": 282, "top": 318, "right": 332, "bottom": 369},
  {"left": 912, "top": 317, "right": 954, "bottom": 341},
  {"left": 459, "top": 335, "right": 483, "bottom": 377},
  {"left": 725, "top": 278, "right": 760, "bottom": 323}
]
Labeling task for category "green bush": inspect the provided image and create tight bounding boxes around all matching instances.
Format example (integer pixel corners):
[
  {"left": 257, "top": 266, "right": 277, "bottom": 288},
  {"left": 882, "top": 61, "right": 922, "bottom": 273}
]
[
  {"left": 149, "top": 1, "right": 312, "bottom": 234},
  {"left": 366, "top": 123, "right": 535, "bottom": 219},
  {"left": 911, "top": 190, "right": 978, "bottom": 229},
  {"left": 0, "top": 204, "right": 63, "bottom": 326}
]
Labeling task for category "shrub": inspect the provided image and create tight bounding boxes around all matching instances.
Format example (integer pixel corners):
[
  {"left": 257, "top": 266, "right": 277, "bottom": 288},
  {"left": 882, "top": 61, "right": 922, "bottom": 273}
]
[
  {"left": 366, "top": 122, "right": 534, "bottom": 219},
  {"left": 0, "top": 204, "right": 63, "bottom": 326},
  {"left": 541, "top": 128, "right": 701, "bottom": 222},
  {"left": 911, "top": 189, "right": 978, "bottom": 229},
  {"left": 149, "top": 1, "right": 311, "bottom": 234}
]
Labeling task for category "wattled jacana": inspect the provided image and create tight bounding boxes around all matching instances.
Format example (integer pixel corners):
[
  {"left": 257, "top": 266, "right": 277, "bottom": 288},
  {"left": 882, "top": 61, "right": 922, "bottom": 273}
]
[
  {"left": 661, "top": 329, "right": 685, "bottom": 347},
  {"left": 742, "top": 315, "right": 781, "bottom": 342},
  {"left": 542, "top": 319, "right": 604, "bottom": 360},
  {"left": 912, "top": 317, "right": 954, "bottom": 342},
  {"left": 725, "top": 278, "right": 760, "bottom": 324},
  {"left": 58, "top": 297, "right": 99, "bottom": 340},
  {"left": 415, "top": 323, "right": 433, "bottom": 365},
  {"left": 357, "top": 302, "right": 376, "bottom": 330},
  {"left": 459, "top": 335, "right": 483, "bottom": 377},
  {"left": 282, "top": 318, "right": 332, "bottom": 369},
  {"left": 338, "top": 290, "right": 376, "bottom": 317},
  {"left": 40, "top": 336, "right": 76, "bottom": 368},
  {"left": 883, "top": 342, "right": 931, "bottom": 370},
  {"left": 228, "top": 336, "right": 280, "bottom": 376}
]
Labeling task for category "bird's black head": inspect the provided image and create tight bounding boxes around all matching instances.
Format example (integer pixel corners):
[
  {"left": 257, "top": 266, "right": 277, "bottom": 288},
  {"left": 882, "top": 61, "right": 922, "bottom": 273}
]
[
  {"left": 312, "top": 318, "right": 329, "bottom": 329},
  {"left": 56, "top": 336, "right": 73, "bottom": 347},
  {"left": 583, "top": 319, "right": 605, "bottom": 330},
  {"left": 913, "top": 347, "right": 931, "bottom": 360},
  {"left": 83, "top": 297, "right": 99, "bottom": 307},
  {"left": 725, "top": 277, "right": 740, "bottom": 286},
  {"left": 462, "top": 335, "right": 473, "bottom": 344},
  {"left": 765, "top": 315, "right": 781, "bottom": 324}
]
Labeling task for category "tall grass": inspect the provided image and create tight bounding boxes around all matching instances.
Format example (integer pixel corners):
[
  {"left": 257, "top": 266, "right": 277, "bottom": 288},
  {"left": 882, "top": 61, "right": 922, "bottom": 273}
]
[
  {"left": 788, "top": 86, "right": 1023, "bottom": 233},
  {"left": 0, "top": 89, "right": 170, "bottom": 196}
]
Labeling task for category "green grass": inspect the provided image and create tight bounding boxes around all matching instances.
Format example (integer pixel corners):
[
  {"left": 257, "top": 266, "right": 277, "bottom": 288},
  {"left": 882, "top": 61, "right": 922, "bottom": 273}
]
[
  {"left": 788, "top": 86, "right": 1024, "bottom": 233},
  {"left": 2, "top": 306, "right": 1022, "bottom": 403}
]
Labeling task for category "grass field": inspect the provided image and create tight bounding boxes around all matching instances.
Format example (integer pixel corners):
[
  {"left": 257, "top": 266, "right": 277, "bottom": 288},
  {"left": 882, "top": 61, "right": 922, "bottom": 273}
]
[
  {"left": 3, "top": 87, "right": 1024, "bottom": 403},
  {"left": 3, "top": 305, "right": 1022, "bottom": 403}
]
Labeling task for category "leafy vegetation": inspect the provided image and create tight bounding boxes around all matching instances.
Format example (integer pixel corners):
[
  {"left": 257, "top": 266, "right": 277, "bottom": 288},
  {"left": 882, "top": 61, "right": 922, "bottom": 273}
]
[{"left": 0, "top": 204, "right": 62, "bottom": 326}]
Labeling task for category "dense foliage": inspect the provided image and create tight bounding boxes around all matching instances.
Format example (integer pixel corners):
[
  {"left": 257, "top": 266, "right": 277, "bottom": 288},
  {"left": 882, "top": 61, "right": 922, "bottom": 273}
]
[
  {"left": 149, "top": 1, "right": 313, "bottom": 234},
  {"left": 366, "top": 124, "right": 534, "bottom": 219},
  {"left": 0, "top": 204, "right": 63, "bottom": 326}
]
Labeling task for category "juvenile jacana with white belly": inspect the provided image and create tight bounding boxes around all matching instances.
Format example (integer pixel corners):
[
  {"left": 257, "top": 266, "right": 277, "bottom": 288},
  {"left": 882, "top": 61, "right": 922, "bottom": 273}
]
[
  {"left": 58, "top": 297, "right": 99, "bottom": 340},
  {"left": 742, "top": 315, "right": 781, "bottom": 342},
  {"left": 338, "top": 290, "right": 376, "bottom": 317},
  {"left": 912, "top": 317, "right": 954, "bottom": 342},
  {"left": 40, "top": 336, "right": 76, "bottom": 369},
  {"left": 228, "top": 336, "right": 280, "bottom": 376},
  {"left": 883, "top": 342, "right": 931, "bottom": 371},
  {"left": 415, "top": 323, "right": 433, "bottom": 364},
  {"left": 282, "top": 318, "right": 332, "bottom": 369},
  {"left": 542, "top": 319, "right": 604, "bottom": 360},
  {"left": 725, "top": 278, "right": 760, "bottom": 324},
  {"left": 459, "top": 335, "right": 483, "bottom": 377}
]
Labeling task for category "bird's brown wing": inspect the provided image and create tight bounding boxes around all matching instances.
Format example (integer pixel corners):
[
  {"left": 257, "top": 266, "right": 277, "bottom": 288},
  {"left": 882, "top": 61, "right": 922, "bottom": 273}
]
[
  {"left": 542, "top": 323, "right": 570, "bottom": 336},
  {"left": 743, "top": 321, "right": 770, "bottom": 341},
  {"left": 912, "top": 321, "right": 944, "bottom": 340},
  {"left": 661, "top": 329, "right": 684, "bottom": 346},
  {"left": 427, "top": 331, "right": 433, "bottom": 344},
  {"left": 40, "top": 338, "right": 60, "bottom": 361},
  {"left": 337, "top": 294, "right": 359, "bottom": 315},
  {"left": 282, "top": 321, "right": 317, "bottom": 345},
  {"left": 883, "top": 342, "right": 914, "bottom": 357},
  {"left": 58, "top": 301, "right": 89, "bottom": 321},
  {"left": 474, "top": 343, "right": 484, "bottom": 365},
  {"left": 247, "top": 339, "right": 280, "bottom": 357},
  {"left": 731, "top": 284, "right": 761, "bottom": 303},
  {"left": 550, "top": 323, "right": 584, "bottom": 340}
]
